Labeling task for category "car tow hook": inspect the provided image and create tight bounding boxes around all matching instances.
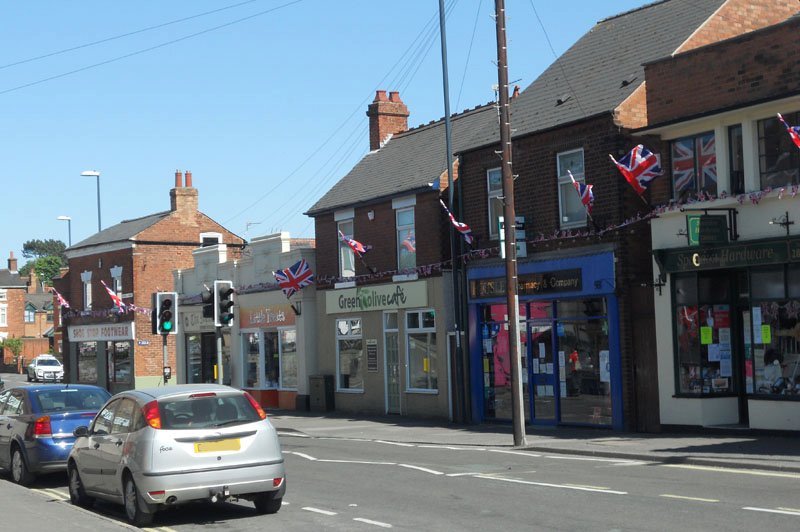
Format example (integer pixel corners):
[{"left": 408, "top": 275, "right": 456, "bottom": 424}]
[{"left": 210, "top": 486, "right": 230, "bottom": 503}]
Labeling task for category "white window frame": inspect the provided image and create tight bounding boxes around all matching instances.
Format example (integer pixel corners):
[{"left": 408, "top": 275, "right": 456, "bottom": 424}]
[
  {"left": 0, "top": 289, "right": 6, "bottom": 301},
  {"left": 338, "top": 219, "right": 355, "bottom": 278},
  {"left": 405, "top": 309, "right": 438, "bottom": 393},
  {"left": 110, "top": 266, "right": 123, "bottom": 293},
  {"left": 0, "top": 304, "right": 7, "bottom": 327},
  {"left": 81, "top": 270, "right": 93, "bottom": 310},
  {"left": 24, "top": 304, "right": 35, "bottom": 323},
  {"left": 557, "top": 148, "right": 587, "bottom": 229},
  {"left": 487, "top": 168, "right": 503, "bottom": 240},
  {"left": 396, "top": 206, "right": 415, "bottom": 271},
  {"left": 200, "top": 232, "right": 222, "bottom": 247},
  {"left": 336, "top": 317, "right": 364, "bottom": 392}
]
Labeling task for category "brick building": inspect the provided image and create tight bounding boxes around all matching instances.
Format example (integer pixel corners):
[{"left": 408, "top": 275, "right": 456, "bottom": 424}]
[
  {"left": 0, "top": 252, "right": 27, "bottom": 365},
  {"left": 305, "top": 90, "right": 494, "bottom": 420},
  {"left": 455, "top": 0, "right": 796, "bottom": 432},
  {"left": 54, "top": 171, "right": 244, "bottom": 393},
  {"left": 644, "top": 15, "right": 800, "bottom": 430}
]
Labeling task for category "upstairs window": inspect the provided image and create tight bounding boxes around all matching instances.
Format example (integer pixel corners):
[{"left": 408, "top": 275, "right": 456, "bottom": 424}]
[
  {"left": 557, "top": 149, "right": 586, "bottom": 228},
  {"left": 24, "top": 304, "right": 35, "bottom": 323},
  {"left": 487, "top": 168, "right": 503, "bottom": 240},
  {"left": 81, "top": 270, "right": 93, "bottom": 310},
  {"left": 0, "top": 305, "right": 6, "bottom": 327},
  {"left": 758, "top": 112, "right": 800, "bottom": 190},
  {"left": 671, "top": 132, "right": 717, "bottom": 201},
  {"left": 338, "top": 219, "right": 355, "bottom": 278},
  {"left": 396, "top": 207, "right": 415, "bottom": 271},
  {"left": 0, "top": 289, "right": 6, "bottom": 301}
]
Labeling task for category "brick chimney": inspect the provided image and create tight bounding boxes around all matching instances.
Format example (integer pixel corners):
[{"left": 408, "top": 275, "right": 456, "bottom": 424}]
[
  {"left": 170, "top": 169, "right": 198, "bottom": 213},
  {"left": 27, "top": 267, "right": 37, "bottom": 293},
  {"left": 7, "top": 251, "right": 17, "bottom": 273},
  {"left": 366, "top": 90, "right": 409, "bottom": 151}
]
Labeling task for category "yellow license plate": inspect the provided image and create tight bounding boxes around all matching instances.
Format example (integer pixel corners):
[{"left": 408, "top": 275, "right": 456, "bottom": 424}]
[{"left": 194, "top": 439, "right": 240, "bottom": 453}]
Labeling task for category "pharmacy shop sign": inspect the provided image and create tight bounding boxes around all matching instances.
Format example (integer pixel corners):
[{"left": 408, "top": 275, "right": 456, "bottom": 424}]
[{"left": 327, "top": 281, "right": 427, "bottom": 314}]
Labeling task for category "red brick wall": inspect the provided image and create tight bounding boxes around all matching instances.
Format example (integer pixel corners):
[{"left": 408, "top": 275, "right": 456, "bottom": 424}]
[
  {"left": 4, "top": 288, "right": 26, "bottom": 338},
  {"left": 367, "top": 91, "right": 410, "bottom": 151},
  {"left": 647, "top": 16, "right": 800, "bottom": 125}
]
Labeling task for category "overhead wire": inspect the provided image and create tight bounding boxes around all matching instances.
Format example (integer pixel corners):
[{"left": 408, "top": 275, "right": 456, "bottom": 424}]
[
  {"left": 0, "top": 0, "right": 303, "bottom": 96},
  {"left": 455, "top": 0, "right": 483, "bottom": 112},
  {"left": 0, "top": 0, "right": 263, "bottom": 71}
]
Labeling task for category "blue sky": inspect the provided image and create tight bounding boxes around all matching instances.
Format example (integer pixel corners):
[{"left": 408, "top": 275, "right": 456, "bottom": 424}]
[{"left": 0, "top": 0, "right": 644, "bottom": 267}]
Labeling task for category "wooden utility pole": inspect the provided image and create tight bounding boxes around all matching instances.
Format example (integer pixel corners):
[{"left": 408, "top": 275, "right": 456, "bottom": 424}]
[{"left": 494, "top": 0, "right": 527, "bottom": 447}]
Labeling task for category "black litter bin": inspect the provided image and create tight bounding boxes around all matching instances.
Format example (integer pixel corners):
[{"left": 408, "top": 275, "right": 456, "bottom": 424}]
[{"left": 309, "top": 375, "right": 334, "bottom": 412}]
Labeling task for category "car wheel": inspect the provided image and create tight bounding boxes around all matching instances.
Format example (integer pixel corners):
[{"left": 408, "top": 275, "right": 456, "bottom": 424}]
[
  {"left": 253, "top": 492, "right": 282, "bottom": 514},
  {"left": 11, "top": 447, "right": 34, "bottom": 486},
  {"left": 68, "top": 464, "right": 94, "bottom": 508},
  {"left": 123, "top": 475, "right": 154, "bottom": 527}
]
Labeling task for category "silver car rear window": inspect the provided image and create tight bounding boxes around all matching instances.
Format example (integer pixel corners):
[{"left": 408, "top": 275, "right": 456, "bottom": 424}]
[
  {"left": 34, "top": 389, "right": 109, "bottom": 413},
  {"left": 159, "top": 395, "right": 261, "bottom": 430}
]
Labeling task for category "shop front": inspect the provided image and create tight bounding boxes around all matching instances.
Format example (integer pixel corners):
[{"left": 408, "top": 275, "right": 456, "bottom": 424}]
[
  {"left": 180, "top": 307, "right": 230, "bottom": 386},
  {"left": 67, "top": 321, "right": 135, "bottom": 394},
  {"left": 467, "top": 251, "right": 623, "bottom": 430},
  {"left": 655, "top": 235, "right": 800, "bottom": 431}
]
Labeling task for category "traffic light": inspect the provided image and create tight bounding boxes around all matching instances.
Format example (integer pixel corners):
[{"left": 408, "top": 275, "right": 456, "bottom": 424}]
[
  {"left": 154, "top": 292, "right": 178, "bottom": 335},
  {"left": 214, "top": 280, "right": 235, "bottom": 327}
]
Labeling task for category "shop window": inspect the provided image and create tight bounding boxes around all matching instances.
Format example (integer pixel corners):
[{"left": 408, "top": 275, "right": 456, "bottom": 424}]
[
  {"left": 265, "top": 331, "right": 280, "bottom": 388},
  {"left": 396, "top": 207, "right": 416, "bottom": 271},
  {"left": 109, "top": 341, "right": 132, "bottom": 383},
  {"left": 728, "top": 125, "right": 744, "bottom": 195},
  {"left": 244, "top": 332, "right": 261, "bottom": 388},
  {"left": 557, "top": 149, "right": 587, "bottom": 228},
  {"left": 336, "top": 318, "right": 363, "bottom": 391},
  {"left": 487, "top": 168, "right": 503, "bottom": 239},
  {"left": 671, "top": 132, "right": 717, "bottom": 202},
  {"left": 280, "top": 329, "right": 298, "bottom": 389},
  {"left": 750, "top": 301, "right": 800, "bottom": 398},
  {"left": 699, "top": 272, "right": 730, "bottom": 302},
  {"left": 788, "top": 264, "right": 800, "bottom": 299},
  {"left": 186, "top": 335, "right": 203, "bottom": 384},
  {"left": 78, "top": 342, "right": 98, "bottom": 383},
  {"left": 751, "top": 267, "right": 785, "bottom": 300},
  {"left": 406, "top": 310, "right": 437, "bottom": 391},
  {"left": 758, "top": 111, "right": 800, "bottom": 190},
  {"left": 557, "top": 298, "right": 606, "bottom": 318},
  {"left": 557, "top": 317, "right": 611, "bottom": 425},
  {"left": 338, "top": 219, "right": 356, "bottom": 278}
]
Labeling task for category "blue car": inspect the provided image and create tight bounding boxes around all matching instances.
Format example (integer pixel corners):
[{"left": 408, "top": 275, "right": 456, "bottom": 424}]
[{"left": 0, "top": 384, "right": 110, "bottom": 485}]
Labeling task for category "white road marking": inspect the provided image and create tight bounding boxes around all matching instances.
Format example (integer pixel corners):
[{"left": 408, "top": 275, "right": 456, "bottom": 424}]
[
  {"left": 446, "top": 472, "right": 481, "bottom": 477},
  {"left": 564, "top": 483, "right": 611, "bottom": 490},
  {"left": 375, "top": 440, "right": 415, "bottom": 447},
  {"left": 476, "top": 474, "right": 627, "bottom": 494},
  {"left": 778, "top": 507, "right": 800, "bottom": 513},
  {"left": 353, "top": 517, "right": 393, "bottom": 528},
  {"left": 289, "top": 451, "right": 318, "bottom": 461},
  {"left": 607, "top": 461, "right": 650, "bottom": 467},
  {"left": 743, "top": 507, "right": 800, "bottom": 516},
  {"left": 398, "top": 464, "right": 444, "bottom": 475},
  {"left": 303, "top": 507, "right": 338, "bottom": 516},
  {"left": 488, "top": 449, "right": 542, "bottom": 457},
  {"left": 32, "top": 488, "right": 69, "bottom": 501},
  {"left": 662, "top": 464, "right": 800, "bottom": 479},
  {"left": 318, "top": 459, "right": 397, "bottom": 465},
  {"left": 418, "top": 444, "right": 487, "bottom": 451},
  {"left": 277, "top": 431, "right": 310, "bottom": 438},
  {"left": 545, "top": 455, "right": 636, "bottom": 463},
  {"left": 660, "top": 494, "right": 719, "bottom": 503}
]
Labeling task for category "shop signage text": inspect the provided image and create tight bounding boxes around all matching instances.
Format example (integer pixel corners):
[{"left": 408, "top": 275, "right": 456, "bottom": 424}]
[
  {"left": 327, "top": 281, "right": 427, "bottom": 314},
  {"left": 687, "top": 215, "right": 728, "bottom": 246},
  {"left": 240, "top": 304, "right": 296, "bottom": 328},
  {"left": 660, "top": 240, "right": 793, "bottom": 272},
  {"left": 69, "top": 322, "right": 135, "bottom": 342},
  {"left": 470, "top": 269, "right": 583, "bottom": 299}
]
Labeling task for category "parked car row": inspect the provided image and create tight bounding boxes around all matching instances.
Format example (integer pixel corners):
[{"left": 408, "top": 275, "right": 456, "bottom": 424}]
[{"left": 0, "top": 382, "right": 285, "bottom": 526}]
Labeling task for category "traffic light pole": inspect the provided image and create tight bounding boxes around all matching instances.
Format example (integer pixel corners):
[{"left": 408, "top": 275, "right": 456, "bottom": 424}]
[
  {"left": 162, "top": 334, "right": 169, "bottom": 385},
  {"left": 216, "top": 327, "right": 223, "bottom": 385}
]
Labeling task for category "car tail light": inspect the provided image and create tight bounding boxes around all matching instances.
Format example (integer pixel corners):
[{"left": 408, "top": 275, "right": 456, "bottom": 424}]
[
  {"left": 189, "top": 392, "right": 217, "bottom": 398},
  {"left": 273, "top": 477, "right": 283, "bottom": 488},
  {"left": 143, "top": 400, "right": 162, "bottom": 429},
  {"left": 34, "top": 416, "right": 52, "bottom": 438},
  {"left": 148, "top": 490, "right": 165, "bottom": 497},
  {"left": 244, "top": 392, "right": 267, "bottom": 420}
]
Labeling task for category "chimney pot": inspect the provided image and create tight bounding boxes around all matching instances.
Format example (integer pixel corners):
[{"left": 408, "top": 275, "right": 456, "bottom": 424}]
[
  {"left": 512, "top": 85, "right": 520, "bottom": 99},
  {"left": 185, "top": 170, "right": 193, "bottom": 187},
  {"left": 7, "top": 251, "right": 18, "bottom": 272},
  {"left": 175, "top": 170, "right": 183, "bottom": 188},
  {"left": 388, "top": 91, "right": 402, "bottom": 103},
  {"left": 374, "top": 90, "right": 387, "bottom": 102}
]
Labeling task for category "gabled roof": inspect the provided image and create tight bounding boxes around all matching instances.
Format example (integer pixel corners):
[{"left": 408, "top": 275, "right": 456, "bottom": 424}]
[
  {"left": 0, "top": 270, "right": 26, "bottom": 288},
  {"left": 464, "top": 0, "right": 727, "bottom": 149},
  {"left": 26, "top": 292, "right": 53, "bottom": 311},
  {"left": 306, "top": 104, "right": 496, "bottom": 216},
  {"left": 69, "top": 211, "right": 170, "bottom": 250}
]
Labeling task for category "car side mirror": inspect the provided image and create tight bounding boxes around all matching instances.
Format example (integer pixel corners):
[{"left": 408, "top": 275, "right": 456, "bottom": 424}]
[{"left": 73, "top": 426, "right": 89, "bottom": 438}]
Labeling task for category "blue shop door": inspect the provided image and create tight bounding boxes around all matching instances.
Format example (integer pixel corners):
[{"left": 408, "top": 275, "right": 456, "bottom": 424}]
[{"left": 528, "top": 318, "right": 557, "bottom": 424}]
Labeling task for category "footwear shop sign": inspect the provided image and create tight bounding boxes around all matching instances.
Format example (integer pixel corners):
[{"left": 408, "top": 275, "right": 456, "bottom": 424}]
[
  {"left": 327, "top": 281, "right": 427, "bottom": 314},
  {"left": 69, "top": 322, "right": 135, "bottom": 342}
]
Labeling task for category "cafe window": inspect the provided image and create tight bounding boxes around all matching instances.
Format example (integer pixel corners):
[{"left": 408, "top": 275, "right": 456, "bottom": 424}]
[
  {"left": 78, "top": 341, "right": 98, "bottom": 383},
  {"left": 336, "top": 318, "right": 363, "bottom": 391},
  {"left": 673, "top": 273, "right": 734, "bottom": 395},
  {"left": 280, "top": 329, "right": 298, "bottom": 389},
  {"left": 758, "top": 111, "right": 800, "bottom": 190},
  {"left": 406, "top": 310, "right": 437, "bottom": 392},
  {"left": 671, "top": 132, "right": 717, "bottom": 202}
]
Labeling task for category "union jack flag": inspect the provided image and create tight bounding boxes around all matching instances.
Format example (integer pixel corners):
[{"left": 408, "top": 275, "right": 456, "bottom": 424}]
[
  {"left": 610, "top": 144, "right": 662, "bottom": 196},
  {"left": 671, "top": 138, "right": 696, "bottom": 194},
  {"left": 401, "top": 230, "right": 416, "bottom": 253},
  {"left": 52, "top": 288, "right": 70, "bottom": 308},
  {"left": 338, "top": 230, "right": 369, "bottom": 257},
  {"left": 100, "top": 280, "right": 126, "bottom": 311},
  {"left": 778, "top": 113, "right": 800, "bottom": 149},
  {"left": 697, "top": 133, "right": 717, "bottom": 192},
  {"left": 439, "top": 199, "right": 474, "bottom": 245},
  {"left": 568, "top": 170, "right": 594, "bottom": 214},
  {"left": 274, "top": 259, "right": 314, "bottom": 299}
]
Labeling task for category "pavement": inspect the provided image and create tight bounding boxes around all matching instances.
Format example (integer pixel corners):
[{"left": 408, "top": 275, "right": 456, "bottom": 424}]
[{"left": 269, "top": 410, "right": 800, "bottom": 474}]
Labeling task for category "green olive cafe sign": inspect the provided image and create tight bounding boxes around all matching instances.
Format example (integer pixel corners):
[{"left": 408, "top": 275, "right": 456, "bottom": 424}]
[{"left": 327, "top": 281, "right": 427, "bottom": 314}]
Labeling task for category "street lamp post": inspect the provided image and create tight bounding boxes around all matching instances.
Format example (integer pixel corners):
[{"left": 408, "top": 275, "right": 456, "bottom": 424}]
[
  {"left": 56, "top": 216, "right": 72, "bottom": 247},
  {"left": 81, "top": 170, "right": 101, "bottom": 232}
]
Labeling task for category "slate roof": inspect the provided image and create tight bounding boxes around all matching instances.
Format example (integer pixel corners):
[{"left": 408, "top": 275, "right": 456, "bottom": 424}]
[
  {"left": 0, "top": 270, "right": 26, "bottom": 288},
  {"left": 306, "top": 104, "right": 496, "bottom": 216},
  {"left": 26, "top": 292, "right": 53, "bottom": 310},
  {"left": 463, "top": 0, "right": 727, "bottom": 150},
  {"left": 69, "top": 211, "right": 170, "bottom": 250}
]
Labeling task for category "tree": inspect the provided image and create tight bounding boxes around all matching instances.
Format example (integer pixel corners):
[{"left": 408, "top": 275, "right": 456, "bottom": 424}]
[
  {"left": 1, "top": 337, "right": 24, "bottom": 361},
  {"left": 19, "top": 255, "right": 65, "bottom": 287},
  {"left": 22, "top": 239, "right": 66, "bottom": 260}
]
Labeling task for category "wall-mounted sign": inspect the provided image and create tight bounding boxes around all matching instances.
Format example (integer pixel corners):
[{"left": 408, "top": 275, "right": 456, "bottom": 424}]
[
  {"left": 499, "top": 216, "right": 527, "bottom": 259},
  {"left": 366, "top": 339, "right": 378, "bottom": 372},
  {"left": 327, "top": 280, "right": 427, "bottom": 314},
  {"left": 470, "top": 269, "right": 582, "bottom": 299},
  {"left": 240, "top": 303, "right": 296, "bottom": 328},
  {"left": 69, "top": 322, "right": 135, "bottom": 342}
]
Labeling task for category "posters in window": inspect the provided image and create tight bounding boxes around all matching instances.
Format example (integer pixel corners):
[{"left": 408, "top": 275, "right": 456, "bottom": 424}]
[{"left": 599, "top": 350, "right": 610, "bottom": 383}]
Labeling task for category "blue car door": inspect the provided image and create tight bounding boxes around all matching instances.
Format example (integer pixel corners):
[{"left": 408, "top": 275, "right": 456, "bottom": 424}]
[{"left": 0, "top": 391, "right": 12, "bottom": 467}]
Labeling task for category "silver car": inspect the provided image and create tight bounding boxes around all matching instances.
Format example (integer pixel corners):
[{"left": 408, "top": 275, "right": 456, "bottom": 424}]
[{"left": 67, "top": 384, "right": 285, "bottom": 526}]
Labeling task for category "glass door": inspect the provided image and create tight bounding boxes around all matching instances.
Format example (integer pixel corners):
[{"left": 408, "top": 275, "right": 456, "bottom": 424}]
[{"left": 529, "top": 319, "right": 556, "bottom": 422}]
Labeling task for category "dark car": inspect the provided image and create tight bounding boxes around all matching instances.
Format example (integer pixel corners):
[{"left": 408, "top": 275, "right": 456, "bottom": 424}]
[{"left": 0, "top": 384, "right": 110, "bottom": 485}]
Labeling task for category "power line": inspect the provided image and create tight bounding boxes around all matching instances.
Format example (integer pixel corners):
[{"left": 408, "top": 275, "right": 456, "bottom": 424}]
[
  {"left": 455, "top": 0, "right": 483, "bottom": 112},
  {"left": 0, "top": 0, "right": 303, "bottom": 96},
  {"left": 0, "top": 0, "right": 263, "bottom": 71}
]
